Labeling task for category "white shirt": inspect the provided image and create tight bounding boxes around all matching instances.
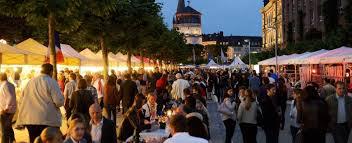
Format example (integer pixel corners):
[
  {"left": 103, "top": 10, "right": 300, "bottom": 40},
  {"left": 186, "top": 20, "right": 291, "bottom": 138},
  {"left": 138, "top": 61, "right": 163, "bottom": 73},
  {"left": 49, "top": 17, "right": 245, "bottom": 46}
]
[
  {"left": 93, "top": 78, "right": 104, "bottom": 99},
  {"left": 64, "top": 80, "right": 76, "bottom": 99},
  {"left": 269, "top": 77, "right": 275, "bottom": 84},
  {"left": 163, "top": 132, "right": 208, "bottom": 143},
  {"left": 142, "top": 102, "right": 157, "bottom": 120},
  {"left": 171, "top": 79, "right": 190, "bottom": 100},
  {"left": 336, "top": 95, "right": 347, "bottom": 123},
  {"left": 90, "top": 119, "right": 103, "bottom": 143},
  {"left": 0, "top": 81, "right": 16, "bottom": 113}
]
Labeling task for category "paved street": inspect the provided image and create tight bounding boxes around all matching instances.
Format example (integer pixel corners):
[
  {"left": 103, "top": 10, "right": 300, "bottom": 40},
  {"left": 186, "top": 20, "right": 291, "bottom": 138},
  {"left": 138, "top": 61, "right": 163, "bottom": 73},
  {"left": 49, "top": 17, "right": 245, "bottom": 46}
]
[{"left": 207, "top": 101, "right": 336, "bottom": 143}]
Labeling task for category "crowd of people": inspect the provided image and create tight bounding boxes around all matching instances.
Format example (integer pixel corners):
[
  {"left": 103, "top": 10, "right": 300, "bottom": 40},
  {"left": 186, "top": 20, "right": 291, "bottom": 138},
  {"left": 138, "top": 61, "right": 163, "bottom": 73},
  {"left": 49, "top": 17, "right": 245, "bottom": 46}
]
[{"left": 0, "top": 63, "right": 352, "bottom": 143}]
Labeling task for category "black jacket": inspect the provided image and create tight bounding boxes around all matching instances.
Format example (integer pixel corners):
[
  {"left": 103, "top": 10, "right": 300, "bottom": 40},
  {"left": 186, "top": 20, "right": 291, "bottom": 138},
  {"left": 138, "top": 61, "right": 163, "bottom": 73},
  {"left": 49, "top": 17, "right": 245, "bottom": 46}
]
[
  {"left": 89, "top": 118, "right": 117, "bottom": 143},
  {"left": 297, "top": 97, "right": 330, "bottom": 130},
  {"left": 261, "top": 95, "right": 281, "bottom": 129},
  {"left": 68, "top": 90, "right": 95, "bottom": 119},
  {"left": 118, "top": 80, "right": 138, "bottom": 113}
]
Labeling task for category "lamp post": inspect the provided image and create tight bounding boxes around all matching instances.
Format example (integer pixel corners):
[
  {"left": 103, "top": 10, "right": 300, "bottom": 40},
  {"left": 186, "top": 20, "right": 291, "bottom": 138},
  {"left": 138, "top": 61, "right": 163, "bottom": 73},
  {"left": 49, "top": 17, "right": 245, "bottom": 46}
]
[
  {"left": 274, "top": 0, "right": 279, "bottom": 76},
  {"left": 244, "top": 39, "right": 251, "bottom": 69}
]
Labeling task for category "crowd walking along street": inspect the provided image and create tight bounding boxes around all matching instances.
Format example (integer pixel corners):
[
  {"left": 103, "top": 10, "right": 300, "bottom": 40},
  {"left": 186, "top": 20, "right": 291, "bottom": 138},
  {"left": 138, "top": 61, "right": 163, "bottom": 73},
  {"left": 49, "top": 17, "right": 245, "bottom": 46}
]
[{"left": 1, "top": 0, "right": 352, "bottom": 143}]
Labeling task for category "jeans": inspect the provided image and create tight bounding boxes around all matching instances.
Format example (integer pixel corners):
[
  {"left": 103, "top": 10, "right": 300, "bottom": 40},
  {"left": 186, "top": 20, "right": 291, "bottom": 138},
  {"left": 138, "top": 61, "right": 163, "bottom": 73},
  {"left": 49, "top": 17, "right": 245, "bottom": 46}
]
[
  {"left": 104, "top": 104, "right": 117, "bottom": 125},
  {"left": 290, "top": 126, "right": 299, "bottom": 143},
  {"left": 332, "top": 123, "right": 350, "bottom": 143},
  {"left": 0, "top": 113, "right": 15, "bottom": 143},
  {"left": 264, "top": 127, "right": 279, "bottom": 143},
  {"left": 26, "top": 125, "right": 48, "bottom": 143},
  {"left": 240, "top": 123, "right": 257, "bottom": 143},
  {"left": 223, "top": 119, "right": 236, "bottom": 143}
]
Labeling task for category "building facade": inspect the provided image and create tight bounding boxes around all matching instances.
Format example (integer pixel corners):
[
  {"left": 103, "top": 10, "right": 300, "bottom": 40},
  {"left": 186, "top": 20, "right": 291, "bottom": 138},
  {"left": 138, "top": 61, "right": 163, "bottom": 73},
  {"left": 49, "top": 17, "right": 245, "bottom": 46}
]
[
  {"left": 173, "top": 0, "right": 202, "bottom": 44},
  {"left": 202, "top": 31, "right": 262, "bottom": 60},
  {"left": 261, "top": 0, "right": 284, "bottom": 50}
]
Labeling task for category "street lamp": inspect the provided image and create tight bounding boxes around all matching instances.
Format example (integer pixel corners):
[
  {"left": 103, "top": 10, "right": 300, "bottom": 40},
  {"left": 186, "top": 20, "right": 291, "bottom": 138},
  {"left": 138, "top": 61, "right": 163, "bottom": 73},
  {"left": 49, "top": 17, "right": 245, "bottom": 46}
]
[
  {"left": 0, "top": 39, "right": 7, "bottom": 44},
  {"left": 244, "top": 39, "right": 251, "bottom": 69}
]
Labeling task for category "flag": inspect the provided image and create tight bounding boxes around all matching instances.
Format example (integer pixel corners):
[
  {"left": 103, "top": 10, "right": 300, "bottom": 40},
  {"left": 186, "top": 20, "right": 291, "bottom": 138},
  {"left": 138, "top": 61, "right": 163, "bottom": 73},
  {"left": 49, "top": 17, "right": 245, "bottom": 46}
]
[
  {"left": 220, "top": 47, "right": 227, "bottom": 63},
  {"left": 45, "top": 32, "right": 64, "bottom": 63}
]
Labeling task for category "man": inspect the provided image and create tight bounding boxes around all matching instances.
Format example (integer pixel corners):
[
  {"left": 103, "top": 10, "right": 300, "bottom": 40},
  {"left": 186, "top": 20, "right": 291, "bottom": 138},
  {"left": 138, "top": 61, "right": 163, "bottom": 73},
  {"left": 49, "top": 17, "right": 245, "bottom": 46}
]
[
  {"left": 89, "top": 104, "right": 117, "bottom": 143},
  {"left": 85, "top": 75, "right": 98, "bottom": 103},
  {"left": 16, "top": 64, "right": 64, "bottom": 143},
  {"left": 248, "top": 71, "right": 260, "bottom": 94},
  {"left": 320, "top": 78, "right": 336, "bottom": 100},
  {"left": 164, "top": 114, "right": 208, "bottom": 143},
  {"left": 261, "top": 84, "right": 281, "bottom": 143},
  {"left": 268, "top": 73, "right": 276, "bottom": 84},
  {"left": 93, "top": 73, "right": 104, "bottom": 107},
  {"left": 171, "top": 73, "right": 190, "bottom": 100},
  {"left": 64, "top": 73, "right": 77, "bottom": 115},
  {"left": 118, "top": 74, "right": 138, "bottom": 113},
  {"left": 326, "top": 81, "right": 352, "bottom": 143},
  {"left": 0, "top": 73, "right": 16, "bottom": 143}
]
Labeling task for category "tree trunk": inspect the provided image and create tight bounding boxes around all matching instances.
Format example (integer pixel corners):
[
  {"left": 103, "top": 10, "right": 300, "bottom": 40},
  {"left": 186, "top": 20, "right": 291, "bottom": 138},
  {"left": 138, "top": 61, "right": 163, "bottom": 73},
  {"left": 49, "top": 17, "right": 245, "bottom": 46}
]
[
  {"left": 48, "top": 13, "right": 57, "bottom": 80},
  {"left": 140, "top": 52, "right": 145, "bottom": 71},
  {"left": 127, "top": 49, "right": 132, "bottom": 74},
  {"left": 100, "top": 36, "right": 109, "bottom": 81}
]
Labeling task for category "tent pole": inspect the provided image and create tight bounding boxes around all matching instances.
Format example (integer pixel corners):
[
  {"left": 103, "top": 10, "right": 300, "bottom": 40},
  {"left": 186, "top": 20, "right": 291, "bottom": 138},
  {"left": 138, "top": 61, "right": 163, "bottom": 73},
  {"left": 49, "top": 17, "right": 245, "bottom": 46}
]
[{"left": 294, "top": 64, "right": 297, "bottom": 83}]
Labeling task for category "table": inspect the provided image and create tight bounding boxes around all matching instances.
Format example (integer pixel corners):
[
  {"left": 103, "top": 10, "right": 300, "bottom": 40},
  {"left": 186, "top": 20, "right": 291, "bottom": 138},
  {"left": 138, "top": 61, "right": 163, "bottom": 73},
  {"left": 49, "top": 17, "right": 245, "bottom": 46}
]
[{"left": 126, "top": 129, "right": 170, "bottom": 143}]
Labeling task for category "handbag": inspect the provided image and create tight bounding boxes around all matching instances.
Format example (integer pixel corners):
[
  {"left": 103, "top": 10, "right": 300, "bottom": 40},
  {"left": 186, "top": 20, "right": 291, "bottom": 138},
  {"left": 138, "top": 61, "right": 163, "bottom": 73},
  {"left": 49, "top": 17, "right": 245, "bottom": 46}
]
[{"left": 218, "top": 101, "right": 233, "bottom": 116}]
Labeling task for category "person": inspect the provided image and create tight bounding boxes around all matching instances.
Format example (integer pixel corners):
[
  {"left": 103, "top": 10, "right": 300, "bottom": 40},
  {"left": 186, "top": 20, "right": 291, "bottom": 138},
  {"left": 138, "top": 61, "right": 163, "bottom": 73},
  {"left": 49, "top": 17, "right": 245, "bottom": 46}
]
[
  {"left": 277, "top": 78, "right": 288, "bottom": 130},
  {"left": 0, "top": 73, "right": 16, "bottom": 143},
  {"left": 118, "top": 74, "right": 138, "bottom": 113},
  {"left": 141, "top": 93, "right": 158, "bottom": 128},
  {"left": 268, "top": 73, "right": 275, "bottom": 84},
  {"left": 237, "top": 89, "right": 258, "bottom": 143},
  {"left": 192, "top": 86, "right": 207, "bottom": 107},
  {"left": 103, "top": 76, "right": 119, "bottom": 124},
  {"left": 326, "top": 81, "right": 352, "bottom": 143},
  {"left": 186, "top": 116, "right": 209, "bottom": 140},
  {"left": 297, "top": 85, "right": 330, "bottom": 143},
  {"left": 257, "top": 77, "right": 270, "bottom": 104},
  {"left": 156, "top": 74, "right": 168, "bottom": 94},
  {"left": 92, "top": 73, "right": 104, "bottom": 107},
  {"left": 320, "top": 78, "right": 336, "bottom": 100},
  {"left": 164, "top": 114, "right": 208, "bottom": 143},
  {"left": 34, "top": 127, "right": 63, "bottom": 143},
  {"left": 67, "top": 79, "right": 95, "bottom": 122},
  {"left": 220, "top": 88, "right": 236, "bottom": 143},
  {"left": 171, "top": 73, "right": 190, "bottom": 100},
  {"left": 248, "top": 71, "right": 260, "bottom": 95},
  {"left": 58, "top": 72, "right": 65, "bottom": 93},
  {"left": 117, "top": 94, "right": 146, "bottom": 142},
  {"left": 289, "top": 88, "right": 302, "bottom": 143},
  {"left": 261, "top": 84, "right": 281, "bottom": 143},
  {"left": 64, "top": 73, "right": 77, "bottom": 112},
  {"left": 16, "top": 64, "right": 64, "bottom": 143},
  {"left": 89, "top": 104, "right": 117, "bottom": 143},
  {"left": 85, "top": 75, "right": 98, "bottom": 103},
  {"left": 64, "top": 118, "right": 87, "bottom": 143}
]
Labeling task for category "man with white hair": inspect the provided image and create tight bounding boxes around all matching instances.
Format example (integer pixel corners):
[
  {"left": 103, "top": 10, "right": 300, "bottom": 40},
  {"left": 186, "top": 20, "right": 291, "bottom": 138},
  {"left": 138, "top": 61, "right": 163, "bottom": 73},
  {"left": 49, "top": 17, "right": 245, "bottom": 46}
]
[{"left": 171, "top": 73, "right": 190, "bottom": 100}]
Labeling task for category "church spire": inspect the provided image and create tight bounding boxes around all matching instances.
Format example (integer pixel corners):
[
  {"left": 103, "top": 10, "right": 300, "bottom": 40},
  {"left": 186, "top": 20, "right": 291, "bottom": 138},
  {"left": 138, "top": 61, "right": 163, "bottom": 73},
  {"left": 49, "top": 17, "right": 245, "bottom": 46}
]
[{"left": 177, "top": 0, "right": 185, "bottom": 13}]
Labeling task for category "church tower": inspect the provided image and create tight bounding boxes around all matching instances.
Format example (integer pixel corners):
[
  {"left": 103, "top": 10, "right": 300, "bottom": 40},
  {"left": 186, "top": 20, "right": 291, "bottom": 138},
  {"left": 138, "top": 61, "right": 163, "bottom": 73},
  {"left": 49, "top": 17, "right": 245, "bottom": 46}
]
[{"left": 173, "top": 0, "right": 202, "bottom": 44}]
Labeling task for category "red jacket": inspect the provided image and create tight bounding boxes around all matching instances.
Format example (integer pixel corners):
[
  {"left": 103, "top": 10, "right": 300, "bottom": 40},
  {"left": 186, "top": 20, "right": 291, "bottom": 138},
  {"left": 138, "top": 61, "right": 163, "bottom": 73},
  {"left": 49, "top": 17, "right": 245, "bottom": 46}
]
[{"left": 156, "top": 77, "right": 167, "bottom": 90}]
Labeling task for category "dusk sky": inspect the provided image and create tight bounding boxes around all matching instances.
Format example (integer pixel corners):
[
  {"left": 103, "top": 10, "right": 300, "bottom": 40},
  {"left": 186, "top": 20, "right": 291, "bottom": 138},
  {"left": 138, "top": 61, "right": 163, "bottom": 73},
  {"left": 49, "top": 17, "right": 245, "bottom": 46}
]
[{"left": 156, "top": 0, "right": 263, "bottom": 36}]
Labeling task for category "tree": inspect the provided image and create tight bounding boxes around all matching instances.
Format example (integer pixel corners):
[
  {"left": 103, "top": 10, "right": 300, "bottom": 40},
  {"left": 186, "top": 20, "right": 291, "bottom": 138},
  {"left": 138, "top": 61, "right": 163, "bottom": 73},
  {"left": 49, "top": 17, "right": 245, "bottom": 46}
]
[{"left": 0, "top": 0, "right": 82, "bottom": 79}]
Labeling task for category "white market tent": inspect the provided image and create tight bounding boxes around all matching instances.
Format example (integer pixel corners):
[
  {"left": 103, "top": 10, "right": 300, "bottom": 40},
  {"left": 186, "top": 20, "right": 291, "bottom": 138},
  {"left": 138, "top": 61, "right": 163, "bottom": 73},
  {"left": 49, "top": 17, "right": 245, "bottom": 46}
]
[
  {"left": 228, "top": 57, "right": 247, "bottom": 69},
  {"left": 307, "top": 47, "right": 352, "bottom": 64},
  {"left": 206, "top": 59, "right": 220, "bottom": 68},
  {"left": 319, "top": 47, "right": 352, "bottom": 64},
  {"left": 294, "top": 49, "right": 328, "bottom": 65},
  {"left": 79, "top": 48, "right": 102, "bottom": 66},
  {"left": 0, "top": 43, "right": 44, "bottom": 65}
]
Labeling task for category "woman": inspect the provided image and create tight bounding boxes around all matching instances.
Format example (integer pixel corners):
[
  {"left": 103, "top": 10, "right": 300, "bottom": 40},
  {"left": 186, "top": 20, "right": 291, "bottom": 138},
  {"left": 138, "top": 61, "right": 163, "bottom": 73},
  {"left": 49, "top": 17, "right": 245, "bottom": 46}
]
[
  {"left": 103, "top": 76, "right": 119, "bottom": 124},
  {"left": 220, "top": 88, "right": 236, "bottom": 143},
  {"left": 34, "top": 127, "right": 63, "bottom": 143},
  {"left": 237, "top": 89, "right": 258, "bottom": 143},
  {"left": 64, "top": 118, "right": 87, "bottom": 143},
  {"left": 297, "top": 85, "right": 329, "bottom": 143},
  {"left": 277, "top": 78, "right": 288, "bottom": 130},
  {"left": 186, "top": 116, "right": 209, "bottom": 140},
  {"left": 289, "top": 88, "right": 302, "bottom": 143},
  {"left": 117, "top": 94, "right": 146, "bottom": 142},
  {"left": 141, "top": 93, "right": 158, "bottom": 129},
  {"left": 67, "top": 79, "right": 95, "bottom": 122}
]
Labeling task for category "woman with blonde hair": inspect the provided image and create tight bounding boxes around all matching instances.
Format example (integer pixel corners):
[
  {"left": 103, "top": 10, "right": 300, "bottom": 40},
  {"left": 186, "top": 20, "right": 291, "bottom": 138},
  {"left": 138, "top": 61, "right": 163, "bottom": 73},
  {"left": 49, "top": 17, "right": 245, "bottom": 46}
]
[
  {"left": 64, "top": 118, "right": 87, "bottom": 143},
  {"left": 237, "top": 89, "right": 258, "bottom": 143}
]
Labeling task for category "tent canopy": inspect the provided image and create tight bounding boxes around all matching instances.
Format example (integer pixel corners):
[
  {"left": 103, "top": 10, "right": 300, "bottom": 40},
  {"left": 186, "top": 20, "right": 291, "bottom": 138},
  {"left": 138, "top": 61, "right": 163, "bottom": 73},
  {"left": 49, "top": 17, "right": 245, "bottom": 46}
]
[
  {"left": 0, "top": 43, "right": 44, "bottom": 65},
  {"left": 206, "top": 59, "right": 220, "bottom": 68},
  {"left": 319, "top": 47, "right": 352, "bottom": 64},
  {"left": 307, "top": 47, "right": 352, "bottom": 64},
  {"left": 228, "top": 57, "right": 247, "bottom": 69}
]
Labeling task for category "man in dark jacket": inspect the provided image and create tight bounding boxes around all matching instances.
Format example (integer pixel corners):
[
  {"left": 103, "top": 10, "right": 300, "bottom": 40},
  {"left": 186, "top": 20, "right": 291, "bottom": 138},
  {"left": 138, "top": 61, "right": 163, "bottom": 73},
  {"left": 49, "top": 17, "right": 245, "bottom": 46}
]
[
  {"left": 326, "top": 81, "right": 352, "bottom": 143},
  {"left": 118, "top": 74, "right": 138, "bottom": 113},
  {"left": 261, "top": 84, "right": 281, "bottom": 143},
  {"left": 89, "top": 104, "right": 117, "bottom": 143}
]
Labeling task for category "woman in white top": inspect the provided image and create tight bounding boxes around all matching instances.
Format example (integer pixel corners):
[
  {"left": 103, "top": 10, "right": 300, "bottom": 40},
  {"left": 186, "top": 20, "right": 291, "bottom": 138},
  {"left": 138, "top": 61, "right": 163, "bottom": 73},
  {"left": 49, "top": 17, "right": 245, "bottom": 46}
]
[
  {"left": 238, "top": 89, "right": 258, "bottom": 143},
  {"left": 220, "top": 88, "right": 236, "bottom": 143},
  {"left": 289, "top": 88, "right": 302, "bottom": 143}
]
